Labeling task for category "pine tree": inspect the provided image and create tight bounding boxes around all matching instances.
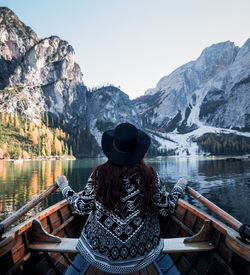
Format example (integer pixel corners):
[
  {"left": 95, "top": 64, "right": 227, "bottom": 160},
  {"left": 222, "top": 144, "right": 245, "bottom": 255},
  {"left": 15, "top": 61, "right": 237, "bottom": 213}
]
[
  {"left": 46, "top": 139, "right": 52, "bottom": 155},
  {"left": 1, "top": 112, "right": 5, "bottom": 123},
  {"left": 46, "top": 112, "right": 49, "bottom": 127},
  {"left": 14, "top": 112, "right": 20, "bottom": 129},
  {"left": 41, "top": 145, "right": 46, "bottom": 157},
  {"left": 5, "top": 113, "right": 9, "bottom": 125},
  {"left": 29, "top": 121, "right": 35, "bottom": 132},
  {"left": 54, "top": 137, "right": 62, "bottom": 155},
  {"left": 61, "top": 140, "right": 65, "bottom": 155},
  {"left": 65, "top": 143, "right": 69, "bottom": 156},
  {"left": 27, "top": 145, "right": 32, "bottom": 158},
  {"left": 20, "top": 128, "right": 25, "bottom": 136},
  {"left": 2, "top": 143, "right": 7, "bottom": 157},
  {"left": 10, "top": 113, "right": 14, "bottom": 126},
  {"left": 30, "top": 127, "right": 39, "bottom": 145},
  {"left": 17, "top": 144, "right": 22, "bottom": 158}
]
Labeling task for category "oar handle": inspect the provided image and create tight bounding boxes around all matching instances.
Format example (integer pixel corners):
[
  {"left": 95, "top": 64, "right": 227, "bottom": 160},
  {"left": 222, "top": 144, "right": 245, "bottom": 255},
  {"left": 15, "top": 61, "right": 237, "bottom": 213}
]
[
  {"left": 0, "top": 184, "right": 58, "bottom": 236},
  {"left": 186, "top": 186, "right": 242, "bottom": 231}
]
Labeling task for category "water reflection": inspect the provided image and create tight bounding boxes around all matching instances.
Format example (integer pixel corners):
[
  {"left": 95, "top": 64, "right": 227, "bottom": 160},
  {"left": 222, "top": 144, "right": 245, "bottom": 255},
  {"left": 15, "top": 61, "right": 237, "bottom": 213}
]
[
  {"left": 0, "top": 159, "right": 104, "bottom": 223},
  {"left": 147, "top": 157, "right": 250, "bottom": 224},
  {"left": 0, "top": 157, "right": 249, "bottom": 225}
]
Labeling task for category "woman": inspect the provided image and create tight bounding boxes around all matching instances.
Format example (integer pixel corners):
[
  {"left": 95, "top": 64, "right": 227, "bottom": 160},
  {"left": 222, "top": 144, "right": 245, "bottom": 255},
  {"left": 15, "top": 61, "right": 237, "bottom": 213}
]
[{"left": 56, "top": 123, "right": 188, "bottom": 274}]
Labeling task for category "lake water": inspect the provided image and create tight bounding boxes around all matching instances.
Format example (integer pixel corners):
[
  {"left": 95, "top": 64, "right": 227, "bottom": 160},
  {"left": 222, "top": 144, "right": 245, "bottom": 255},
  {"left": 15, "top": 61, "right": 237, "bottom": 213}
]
[{"left": 0, "top": 157, "right": 249, "bottom": 227}]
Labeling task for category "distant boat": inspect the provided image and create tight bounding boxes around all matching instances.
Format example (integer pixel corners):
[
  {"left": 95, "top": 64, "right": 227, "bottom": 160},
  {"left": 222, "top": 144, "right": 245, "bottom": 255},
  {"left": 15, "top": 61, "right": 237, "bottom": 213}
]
[{"left": 0, "top": 185, "right": 249, "bottom": 274}]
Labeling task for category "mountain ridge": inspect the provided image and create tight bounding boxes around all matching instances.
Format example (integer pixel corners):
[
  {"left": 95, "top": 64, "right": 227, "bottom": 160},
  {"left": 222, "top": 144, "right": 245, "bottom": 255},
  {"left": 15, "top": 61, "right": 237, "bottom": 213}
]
[{"left": 0, "top": 7, "right": 249, "bottom": 157}]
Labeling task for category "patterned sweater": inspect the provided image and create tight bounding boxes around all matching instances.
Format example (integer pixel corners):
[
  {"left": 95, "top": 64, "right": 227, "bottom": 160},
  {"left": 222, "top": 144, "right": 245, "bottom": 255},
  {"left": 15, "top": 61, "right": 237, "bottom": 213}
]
[{"left": 59, "top": 172, "right": 185, "bottom": 274}]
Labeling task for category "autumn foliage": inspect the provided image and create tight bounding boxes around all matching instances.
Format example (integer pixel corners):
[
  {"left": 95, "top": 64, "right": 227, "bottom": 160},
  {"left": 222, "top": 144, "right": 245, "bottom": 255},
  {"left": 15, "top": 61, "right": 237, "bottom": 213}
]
[{"left": 0, "top": 111, "right": 72, "bottom": 159}]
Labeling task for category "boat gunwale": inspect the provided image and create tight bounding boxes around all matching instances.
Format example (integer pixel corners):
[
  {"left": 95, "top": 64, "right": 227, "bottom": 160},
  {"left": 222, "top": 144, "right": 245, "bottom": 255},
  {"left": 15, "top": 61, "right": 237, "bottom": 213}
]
[
  {"left": 176, "top": 198, "right": 250, "bottom": 262},
  {"left": 2, "top": 191, "right": 249, "bottom": 264},
  {"left": 3, "top": 195, "right": 229, "bottom": 235},
  {"left": 2, "top": 198, "right": 69, "bottom": 238},
  {"left": 177, "top": 198, "right": 228, "bottom": 235},
  {"left": 2, "top": 193, "right": 240, "bottom": 239}
]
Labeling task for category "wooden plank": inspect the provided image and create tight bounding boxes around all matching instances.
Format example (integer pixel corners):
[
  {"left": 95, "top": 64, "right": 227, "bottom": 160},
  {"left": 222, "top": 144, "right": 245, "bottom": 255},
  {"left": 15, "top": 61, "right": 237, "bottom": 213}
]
[
  {"left": 146, "top": 263, "right": 159, "bottom": 275},
  {"left": 5, "top": 252, "right": 31, "bottom": 275},
  {"left": 40, "top": 217, "right": 48, "bottom": 229},
  {"left": 170, "top": 215, "right": 194, "bottom": 236},
  {"left": 225, "top": 229, "right": 250, "bottom": 262},
  {"left": 162, "top": 238, "right": 214, "bottom": 253},
  {"left": 12, "top": 243, "right": 25, "bottom": 264},
  {"left": 95, "top": 269, "right": 105, "bottom": 274},
  {"left": 29, "top": 237, "right": 215, "bottom": 254},
  {"left": 0, "top": 232, "right": 17, "bottom": 257},
  {"left": 85, "top": 265, "right": 97, "bottom": 275},
  {"left": 61, "top": 207, "right": 71, "bottom": 221},
  {"left": 139, "top": 267, "right": 148, "bottom": 274},
  {"left": 175, "top": 204, "right": 186, "bottom": 221},
  {"left": 184, "top": 210, "right": 197, "bottom": 230},
  {"left": 29, "top": 238, "right": 78, "bottom": 253},
  {"left": 177, "top": 199, "right": 227, "bottom": 235},
  {"left": 49, "top": 212, "right": 59, "bottom": 229},
  {"left": 52, "top": 216, "right": 74, "bottom": 236}
]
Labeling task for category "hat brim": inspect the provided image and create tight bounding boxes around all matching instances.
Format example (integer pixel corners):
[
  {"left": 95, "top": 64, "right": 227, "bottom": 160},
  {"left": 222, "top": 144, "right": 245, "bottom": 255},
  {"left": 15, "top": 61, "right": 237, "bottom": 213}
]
[{"left": 101, "top": 129, "right": 150, "bottom": 166}]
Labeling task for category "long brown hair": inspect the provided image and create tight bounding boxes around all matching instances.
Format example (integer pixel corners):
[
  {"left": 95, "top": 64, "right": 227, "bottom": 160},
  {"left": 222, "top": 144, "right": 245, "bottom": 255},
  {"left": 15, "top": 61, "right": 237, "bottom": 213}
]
[{"left": 92, "top": 160, "right": 157, "bottom": 211}]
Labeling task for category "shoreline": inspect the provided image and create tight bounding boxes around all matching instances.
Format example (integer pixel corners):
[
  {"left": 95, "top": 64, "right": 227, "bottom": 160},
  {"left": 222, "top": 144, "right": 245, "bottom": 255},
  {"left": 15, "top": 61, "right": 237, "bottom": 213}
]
[
  {"left": 0, "top": 155, "right": 76, "bottom": 162},
  {"left": 0, "top": 155, "right": 249, "bottom": 162}
]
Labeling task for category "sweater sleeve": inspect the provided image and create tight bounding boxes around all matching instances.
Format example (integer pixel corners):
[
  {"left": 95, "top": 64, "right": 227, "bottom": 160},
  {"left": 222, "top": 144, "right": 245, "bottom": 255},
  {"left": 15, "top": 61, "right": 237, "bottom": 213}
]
[
  {"left": 152, "top": 173, "right": 184, "bottom": 217},
  {"left": 59, "top": 176, "right": 95, "bottom": 215}
]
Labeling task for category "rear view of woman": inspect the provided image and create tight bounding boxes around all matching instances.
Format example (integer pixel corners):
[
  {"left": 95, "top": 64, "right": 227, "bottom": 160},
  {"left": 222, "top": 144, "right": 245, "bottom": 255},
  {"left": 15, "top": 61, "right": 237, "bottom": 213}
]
[{"left": 56, "top": 123, "right": 188, "bottom": 274}]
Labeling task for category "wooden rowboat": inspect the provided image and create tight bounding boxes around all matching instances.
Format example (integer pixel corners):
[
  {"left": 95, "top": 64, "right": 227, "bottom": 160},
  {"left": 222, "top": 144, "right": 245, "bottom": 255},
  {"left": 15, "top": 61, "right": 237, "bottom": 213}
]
[{"left": 0, "top": 185, "right": 249, "bottom": 275}]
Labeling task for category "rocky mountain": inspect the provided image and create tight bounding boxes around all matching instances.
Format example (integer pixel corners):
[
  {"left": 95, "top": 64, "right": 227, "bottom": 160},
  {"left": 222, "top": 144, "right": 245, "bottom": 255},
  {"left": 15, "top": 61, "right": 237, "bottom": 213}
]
[
  {"left": 0, "top": 7, "right": 38, "bottom": 89},
  {"left": 133, "top": 39, "right": 250, "bottom": 155},
  {"left": 0, "top": 7, "right": 249, "bottom": 157},
  {"left": 133, "top": 41, "right": 244, "bottom": 132},
  {"left": 86, "top": 86, "right": 140, "bottom": 145},
  {"left": 0, "top": 7, "right": 87, "bottom": 128},
  {"left": 199, "top": 39, "right": 250, "bottom": 130}
]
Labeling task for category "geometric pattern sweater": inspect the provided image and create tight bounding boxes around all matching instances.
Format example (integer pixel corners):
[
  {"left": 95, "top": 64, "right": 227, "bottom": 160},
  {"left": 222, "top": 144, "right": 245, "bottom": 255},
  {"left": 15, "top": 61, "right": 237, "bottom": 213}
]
[{"left": 59, "top": 172, "right": 184, "bottom": 274}]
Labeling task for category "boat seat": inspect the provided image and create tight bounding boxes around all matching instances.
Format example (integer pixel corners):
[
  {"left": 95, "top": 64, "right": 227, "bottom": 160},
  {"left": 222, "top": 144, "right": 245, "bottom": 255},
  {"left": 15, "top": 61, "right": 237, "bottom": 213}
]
[
  {"left": 29, "top": 237, "right": 214, "bottom": 253},
  {"left": 29, "top": 219, "right": 215, "bottom": 253}
]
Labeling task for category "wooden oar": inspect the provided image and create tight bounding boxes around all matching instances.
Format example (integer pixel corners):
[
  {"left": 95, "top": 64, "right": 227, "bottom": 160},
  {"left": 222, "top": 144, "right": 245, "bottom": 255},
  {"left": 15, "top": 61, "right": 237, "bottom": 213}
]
[
  {"left": 0, "top": 184, "right": 58, "bottom": 236},
  {"left": 186, "top": 186, "right": 250, "bottom": 241}
]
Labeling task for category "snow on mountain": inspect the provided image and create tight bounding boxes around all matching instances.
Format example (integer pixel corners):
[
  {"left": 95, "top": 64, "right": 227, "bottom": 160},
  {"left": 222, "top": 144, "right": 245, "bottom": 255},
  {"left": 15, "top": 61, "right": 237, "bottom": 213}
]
[
  {"left": 199, "top": 38, "right": 250, "bottom": 130},
  {"left": 148, "top": 125, "right": 250, "bottom": 156},
  {"left": 133, "top": 39, "right": 250, "bottom": 156},
  {"left": 134, "top": 41, "right": 240, "bottom": 132},
  {"left": 0, "top": 7, "right": 249, "bottom": 157}
]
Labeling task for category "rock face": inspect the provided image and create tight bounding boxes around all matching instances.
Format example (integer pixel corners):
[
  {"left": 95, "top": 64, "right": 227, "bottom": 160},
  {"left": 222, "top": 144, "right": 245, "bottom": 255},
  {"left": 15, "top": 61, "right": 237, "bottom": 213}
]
[
  {"left": 0, "top": 7, "right": 249, "bottom": 156},
  {"left": 86, "top": 86, "right": 140, "bottom": 145},
  {"left": 133, "top": 41, "right": 242, "bottom": 132},
  {"left": 0, "top": 7, "right": 87, "bottom": 127},
  {"left": 199, "top": 39, "right": 250, "bottom": 131},
  {"left": 0, "top": 7, "right": 38, "bottom": 88}
]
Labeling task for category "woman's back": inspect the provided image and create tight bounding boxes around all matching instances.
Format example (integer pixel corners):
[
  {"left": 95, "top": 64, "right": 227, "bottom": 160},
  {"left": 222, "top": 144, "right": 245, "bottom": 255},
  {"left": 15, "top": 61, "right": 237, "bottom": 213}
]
[
  {"left": 59, "top": 160, "right": 184, "bottom": 273},
  {"left": 92, "top": 160, "right": 156, "bottom": 213},
  {"left": 57, "top": 123, "right": 187, "bottom": 274}
]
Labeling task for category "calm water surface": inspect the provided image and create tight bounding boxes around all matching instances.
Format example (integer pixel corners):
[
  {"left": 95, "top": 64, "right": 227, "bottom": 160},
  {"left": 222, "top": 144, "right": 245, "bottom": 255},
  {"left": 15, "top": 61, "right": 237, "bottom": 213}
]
[{"left": 0, "top": 157, "right": 249, "bottom": 226}]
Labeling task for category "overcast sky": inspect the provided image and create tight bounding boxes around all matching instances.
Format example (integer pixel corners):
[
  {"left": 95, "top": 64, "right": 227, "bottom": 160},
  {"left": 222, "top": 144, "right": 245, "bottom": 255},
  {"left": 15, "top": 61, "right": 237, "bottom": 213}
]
[{"left": 1, "top": 0, "right": 250, "bottom": 99}]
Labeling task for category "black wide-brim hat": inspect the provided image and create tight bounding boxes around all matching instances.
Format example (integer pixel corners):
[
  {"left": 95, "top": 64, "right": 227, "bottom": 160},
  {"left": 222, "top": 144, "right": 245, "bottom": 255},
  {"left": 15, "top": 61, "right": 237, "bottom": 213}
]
[{"left": 101, "top": 123, "right": 150, "bottom": 166}]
